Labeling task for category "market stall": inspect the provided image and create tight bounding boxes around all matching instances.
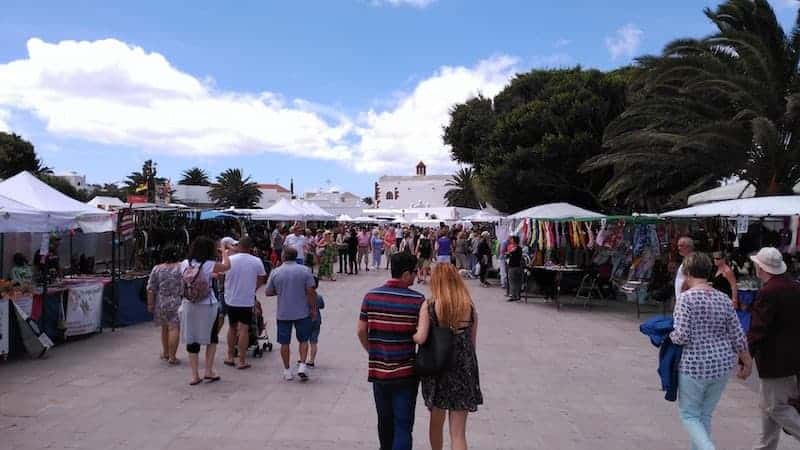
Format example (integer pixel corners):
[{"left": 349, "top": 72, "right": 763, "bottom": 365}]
[
  {"left": 661, "top": 195, "right": 800, "bottom": 330},
  {"left": 0, "top": 172, "right": 115, "bottom": 357}
]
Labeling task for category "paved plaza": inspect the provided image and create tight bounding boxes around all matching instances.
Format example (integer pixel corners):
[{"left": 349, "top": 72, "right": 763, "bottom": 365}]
[{"left": 1, "top": 269, "right": 798, "bottom": 450}]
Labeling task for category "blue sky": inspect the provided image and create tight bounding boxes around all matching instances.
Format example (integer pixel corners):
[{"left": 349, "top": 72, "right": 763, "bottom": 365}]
[{"left": 0, "top": 0, "right": 796, "bottom": 197}]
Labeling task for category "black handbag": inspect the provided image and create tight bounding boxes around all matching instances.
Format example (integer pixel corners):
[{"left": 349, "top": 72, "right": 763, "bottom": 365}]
[{"left": 415, "top": 302, "right": 455, "bottom": 376}]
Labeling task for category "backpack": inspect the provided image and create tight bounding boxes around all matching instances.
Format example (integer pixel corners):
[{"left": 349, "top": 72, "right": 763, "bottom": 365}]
[{"left": 182, "top": 261, "right": 211, "bottom": 303}]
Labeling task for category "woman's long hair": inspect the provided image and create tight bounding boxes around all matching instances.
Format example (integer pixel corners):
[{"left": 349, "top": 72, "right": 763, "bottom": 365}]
[{"left": 430, "top": 263, "right": 473, "bottom": 329}]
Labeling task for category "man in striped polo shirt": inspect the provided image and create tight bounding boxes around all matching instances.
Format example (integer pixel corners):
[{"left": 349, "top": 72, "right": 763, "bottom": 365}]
[{"left": 358, "top": 251, "right": 424, "bottom": 450}]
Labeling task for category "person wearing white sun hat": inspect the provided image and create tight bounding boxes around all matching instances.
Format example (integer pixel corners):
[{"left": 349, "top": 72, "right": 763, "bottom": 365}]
[{"left": 747, "top": 247, "right": 800, "bottom": 450}]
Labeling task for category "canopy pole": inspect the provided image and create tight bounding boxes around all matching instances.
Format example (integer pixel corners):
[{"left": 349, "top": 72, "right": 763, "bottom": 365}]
[
  {"left": 110, "top": 231, "right": 117, "bottom": 331},
  {"left": 0, "top": 233, "right": 4, "bottom": 279}
]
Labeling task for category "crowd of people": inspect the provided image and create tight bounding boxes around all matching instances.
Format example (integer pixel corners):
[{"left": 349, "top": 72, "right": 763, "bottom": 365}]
[{"left": 142, "top": 219, "right": 800, "bottom": 450}]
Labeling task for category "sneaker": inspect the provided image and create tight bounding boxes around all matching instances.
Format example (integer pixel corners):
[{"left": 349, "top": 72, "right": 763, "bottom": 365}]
[
  {"left": 283, "top": 369, "right": 293, "bottom": 381},
  {"left": 297, "top": 363, "right": 309, "bottom": 382}
]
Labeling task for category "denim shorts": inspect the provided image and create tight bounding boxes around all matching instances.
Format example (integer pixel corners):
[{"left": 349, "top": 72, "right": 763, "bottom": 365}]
[
  {"left": 276, "top": 317, "right": 313, "bottom": 344},
  {"left": 309, "top": 320, "right": 321, "bottom": 343}
]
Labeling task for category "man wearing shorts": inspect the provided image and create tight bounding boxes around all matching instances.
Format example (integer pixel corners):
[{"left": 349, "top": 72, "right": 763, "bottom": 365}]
[
  {"left": 265, "top": 247, "right": 318, "bottom": 381},
  {"left": 223, "top": 237, "right": 267, "bottom": 370}
]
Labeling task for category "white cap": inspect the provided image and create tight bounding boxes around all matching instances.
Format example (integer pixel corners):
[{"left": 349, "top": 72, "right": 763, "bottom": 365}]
[
  {"left": 220, "top": 237, "right": 239, "bottom": 249},
  {"left": 750, "top": 247, "right": 787, "bottom": 275}
]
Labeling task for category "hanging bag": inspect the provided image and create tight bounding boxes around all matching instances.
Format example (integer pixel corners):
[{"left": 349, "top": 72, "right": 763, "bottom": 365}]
[{"left": 415, "top": 301, "right": 455, "bottom": 376}]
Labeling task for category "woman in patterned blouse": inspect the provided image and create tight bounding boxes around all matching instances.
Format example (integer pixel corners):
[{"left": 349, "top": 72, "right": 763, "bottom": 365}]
[{"left": 669, "top": 252, "right": 753, "bottom": 450}]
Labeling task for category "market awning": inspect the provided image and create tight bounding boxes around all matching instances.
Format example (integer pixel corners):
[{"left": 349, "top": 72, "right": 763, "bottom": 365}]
[
  {"left": 661, "top": 195, "right": 800, "bottom": 218},
  {"left": 0, "top": 194, "right": 76, "bottom": 232},
  {"left": 463, "top": 210, "right": 504, "bottom": 223},
  {"left": 0, "top": 172, "right": 114, "bottom": 233},
  {"left": 507, "top": 202, "right": 604, "bottom": 221}
]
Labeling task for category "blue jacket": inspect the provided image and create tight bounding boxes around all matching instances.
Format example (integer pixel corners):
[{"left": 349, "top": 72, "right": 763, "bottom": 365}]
[{"left": 640, "top": 316, "right": 683, "bottom": 402}]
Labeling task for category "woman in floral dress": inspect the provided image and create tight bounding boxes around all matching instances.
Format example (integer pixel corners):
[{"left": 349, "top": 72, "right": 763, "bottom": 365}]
[
  {"left": 318, "top": 231, "right": 336, "bottom": 281},
  {"left": 146, "top": 245, "right": 184, "bottom": 364}
]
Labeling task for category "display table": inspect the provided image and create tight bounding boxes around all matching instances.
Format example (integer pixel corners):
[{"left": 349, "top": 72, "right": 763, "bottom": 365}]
[
  {"left": 115, "top": 275, "right": 151, "bottom": 327},
  {"left": 32, "top": 277, "right": 111, "bottom": 341},
  {"left": 527, "top": 266, "right": 585, "bottom": 310}
]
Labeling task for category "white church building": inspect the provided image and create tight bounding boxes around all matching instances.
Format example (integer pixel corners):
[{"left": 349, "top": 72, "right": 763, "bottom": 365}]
[{"left": 374, "top": 161, "right": 450, "bottom": 208}]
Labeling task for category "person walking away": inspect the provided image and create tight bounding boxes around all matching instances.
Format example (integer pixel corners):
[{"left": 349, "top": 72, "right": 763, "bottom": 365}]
[
  {"left": 284, "top": 225, "right": 308, "bottom": 265},
  {"left": 317, "top": 230, "right": 336, "bottom": 281},
  {"left": 497, "top": 236, "right": 509, "bottom": 290},
  {"left": 477, "top": 232, "right": 492, "bottom": 287},
  {"left": 357, "top": 227, "right": 372, "bottom": 272},
  {"left": 223, "top": 237, "right": 267, "bottom": 370},
  {"left": 304, "top": 229, "right": 317, "bottom": 273},
  {"left": 384, "top": 227, "right": 397, "bottom": 270},
  {"left": 711, "top": 251, "right": 738, "bottom": 309},
  {"left": 357, "top": 252, "right": 424, "bottom": 450},
  {"left": 146, "top": 245, "right": 184, "bottom": 365},
  {"left": 454, "top": 232, "right": 469, "bottom": 270},
  {"left": 346, "top": 228, "right": 359, "bottom": 275},
  {"left": 271, "top": 226, "right": 284, "bottom": 262},
  {"left": 506, "top": 236, "right": 523, "bottom": 302},
  {"left": 371, "top": 230, "right": 384, "bottom": 270},
  {"left": 747, "top": 247, "right": 800, "bottom": 450},
  {"left": 413, "top": 263, "right": 483, "bottom": 450},
  {"left": 264, "top": 247, "right": 318, "bottom": 382},
  {"left": 180, "top": 236, "right": 231, "bottom": 385},
  {"left": 435, "top": 230, "right": 452, "bottom": 265},
  {"left": 669, "top": 253, "right": 752, "bottom": 450},
  {"left": 675, "top": 237, "right": 695, "bottom": 301},
  {"left": 417, "top": 230, "right": 433, "bottom": 284},
  {"left": 307, "top": 276, "right": 325, "bottom": 368}
]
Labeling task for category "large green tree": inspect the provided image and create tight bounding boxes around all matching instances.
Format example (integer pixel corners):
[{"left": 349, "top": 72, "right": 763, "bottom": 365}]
[
  {"left": 209, "top": 168, "right": 262, "bottom": 208},
  {"left": 583, "top": 0, "right": 800, "bottom": 209},
  {"left": 0, "top": 132, "right": 50, "bottom": 179},
  {"left": 178, "top": 167, "right": 211, "bottom": 186},
  {"left": 444, "top": 167, "right": 483, "bottom": 209},
  {"left": 444, "top": 67, "right": 630, "bottom": 213}
]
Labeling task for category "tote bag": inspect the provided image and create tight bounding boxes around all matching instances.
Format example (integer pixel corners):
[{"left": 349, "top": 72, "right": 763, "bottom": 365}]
[{"left": 415, "top": 302, "right": 455, "bottom": 376}]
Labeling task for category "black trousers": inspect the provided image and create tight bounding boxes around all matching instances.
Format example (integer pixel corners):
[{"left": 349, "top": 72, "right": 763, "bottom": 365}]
[
  {"left": 338, "top": 251, "right": 347, "bottom": 273},
  {"left": 348, "top": 251, "right": 358, "bottom": 274}
]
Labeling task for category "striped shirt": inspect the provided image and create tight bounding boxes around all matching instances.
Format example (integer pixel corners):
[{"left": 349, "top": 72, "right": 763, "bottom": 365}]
[{"left": 360, "top": 279, "right": 425, "bottom": 383}]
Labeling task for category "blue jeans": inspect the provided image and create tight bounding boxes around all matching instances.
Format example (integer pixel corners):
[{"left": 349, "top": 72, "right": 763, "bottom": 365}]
[
  {"left": 678, "top": 373, "right": 730, "bottom": 450},
  {"left": 372, "top": 382, "right": 418, "bottom": 450}
]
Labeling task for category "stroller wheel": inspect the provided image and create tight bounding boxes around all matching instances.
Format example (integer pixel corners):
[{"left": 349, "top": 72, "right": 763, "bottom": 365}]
[{"left": 266, "top": 343, "right": 273, "bottom": 352}]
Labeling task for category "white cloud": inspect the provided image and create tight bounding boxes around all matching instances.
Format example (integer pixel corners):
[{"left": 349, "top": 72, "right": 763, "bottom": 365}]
[
  {"left": 352, "top": 55, "right": 518, "bottom": 174},
  {"left": 0, "top": 38, "right": 518, "bottom": 176},
  {"left": 0, "top": 109, "right": 9, "bottom": 132},
  {"left": 370, "top": 0, "right": 437, "bottom": 8},
  {"left": 0, "top": 38, "right": 354, "bottom": 162},
  {"left": 605, "top": 24, "right": 644, "bottom": 61}
]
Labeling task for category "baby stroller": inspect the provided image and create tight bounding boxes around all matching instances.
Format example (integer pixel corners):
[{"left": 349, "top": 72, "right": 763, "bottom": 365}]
[
  {"left": 233, "top": 301, "right": 273, "bottom": 358},
  {"left": 249, "top": 301, "right": 273, "bottom": 357}
]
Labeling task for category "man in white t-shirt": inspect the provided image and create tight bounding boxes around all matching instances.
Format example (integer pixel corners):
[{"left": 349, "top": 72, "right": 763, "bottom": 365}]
[
  {"left": 223, "top": 237, "right": 267, "bottom": 369},
  {"left": 284, "top": 225, "right": 308, "bottom": 264},
  {"left": 674, "top": 237, "right": 694, "bottom": 301}
]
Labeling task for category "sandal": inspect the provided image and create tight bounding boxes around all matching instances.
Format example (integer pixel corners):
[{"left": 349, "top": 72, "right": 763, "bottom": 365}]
[
  {"left": 160, "top": 354, "right": 169, "bottom": 361},
  {"left": 189, "top": 378, "right": 202, "bottom": 386},
  {"left": 168, "top": 359, "right": 181, "bottom": 365},
  {"left": 204, "top": 375, "right": 221, "bottom": 383},
  {"left": 236, "top": 364, "right": 251, "bottom": 370},
  {"left": 223, "top": 360, "right": 235, "bottom": 367}
]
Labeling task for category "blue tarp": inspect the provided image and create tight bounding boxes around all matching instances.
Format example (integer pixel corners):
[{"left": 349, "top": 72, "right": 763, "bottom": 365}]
[{"left": 200, "top": 211, "right": 237, "bottom": 220}]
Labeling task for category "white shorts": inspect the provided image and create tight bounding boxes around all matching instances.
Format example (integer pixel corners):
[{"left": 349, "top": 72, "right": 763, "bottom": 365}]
[{"left": 436, "top": 255, "right": 451, "bottom": 264}]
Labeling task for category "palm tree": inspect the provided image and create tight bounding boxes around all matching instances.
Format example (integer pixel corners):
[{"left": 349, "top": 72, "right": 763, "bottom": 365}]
[
  {"left": 0, "top": 132, "right": 51, "bottom": 178},
  {"left": 445, "top": 167, "right": 484, "bottom": 209},
  {"left": 208, "top": 168, "right": 262, "bottom": 208},
  {"left": 583, "top": 0, "right": 800, "bottom": 208},
  {"left": 178, "top": 167, "right": 211, "bottom": 186}
]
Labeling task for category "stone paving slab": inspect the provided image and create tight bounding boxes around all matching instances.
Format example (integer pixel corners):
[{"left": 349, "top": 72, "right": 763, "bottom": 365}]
[{"left": 1, "top": 268, "right": 799, "bottom": 450}]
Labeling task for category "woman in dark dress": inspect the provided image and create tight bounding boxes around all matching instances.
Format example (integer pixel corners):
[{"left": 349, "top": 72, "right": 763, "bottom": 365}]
[
  {"left": 477, "top": 231, "right": 492, "bottom": 287},
  {"left": 711, "top": 251, "right": 738, "bottom": 308},
  {"left": 414, "top": 263, "right": 482, "bottom": 450}
]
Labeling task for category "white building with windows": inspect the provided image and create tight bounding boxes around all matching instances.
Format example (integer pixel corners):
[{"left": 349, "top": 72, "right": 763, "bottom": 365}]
[
  {"left": 375, "top": 161, "right": 450, "bottom": 209},
  {"left": 303, "top": 189, "right": 367, "bottom": 217},
  {"left": 54, "top": 171, "right": 87, "bottom": 190}
]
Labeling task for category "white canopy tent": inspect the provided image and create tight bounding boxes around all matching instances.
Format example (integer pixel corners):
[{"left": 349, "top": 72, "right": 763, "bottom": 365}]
[
  {"left": 232, "top": 198, "right": 335, "bottom": 221},
  {"left": 464, "top": 210, "right": 504, "bottom": 223},
  {"left": 336, "top": 214, "right": 354, "bottom": 222},
  {"left": 508, "top": 202, "right": 604, "bottom": 221},
  {"left": 351, "top": 216, "right": 381, "bottom": 224},
  {"left": 0, "top": 172, "right": 113, "bottom": 233},
  {"left": 0, "top": 194, "right": 77, "bottom": 233},
  {"left": 661, "top": 196, "right": 800, "bottom": 218},
  {"left": 87, "top": 196, "right": 126, "bottom": 210}
]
